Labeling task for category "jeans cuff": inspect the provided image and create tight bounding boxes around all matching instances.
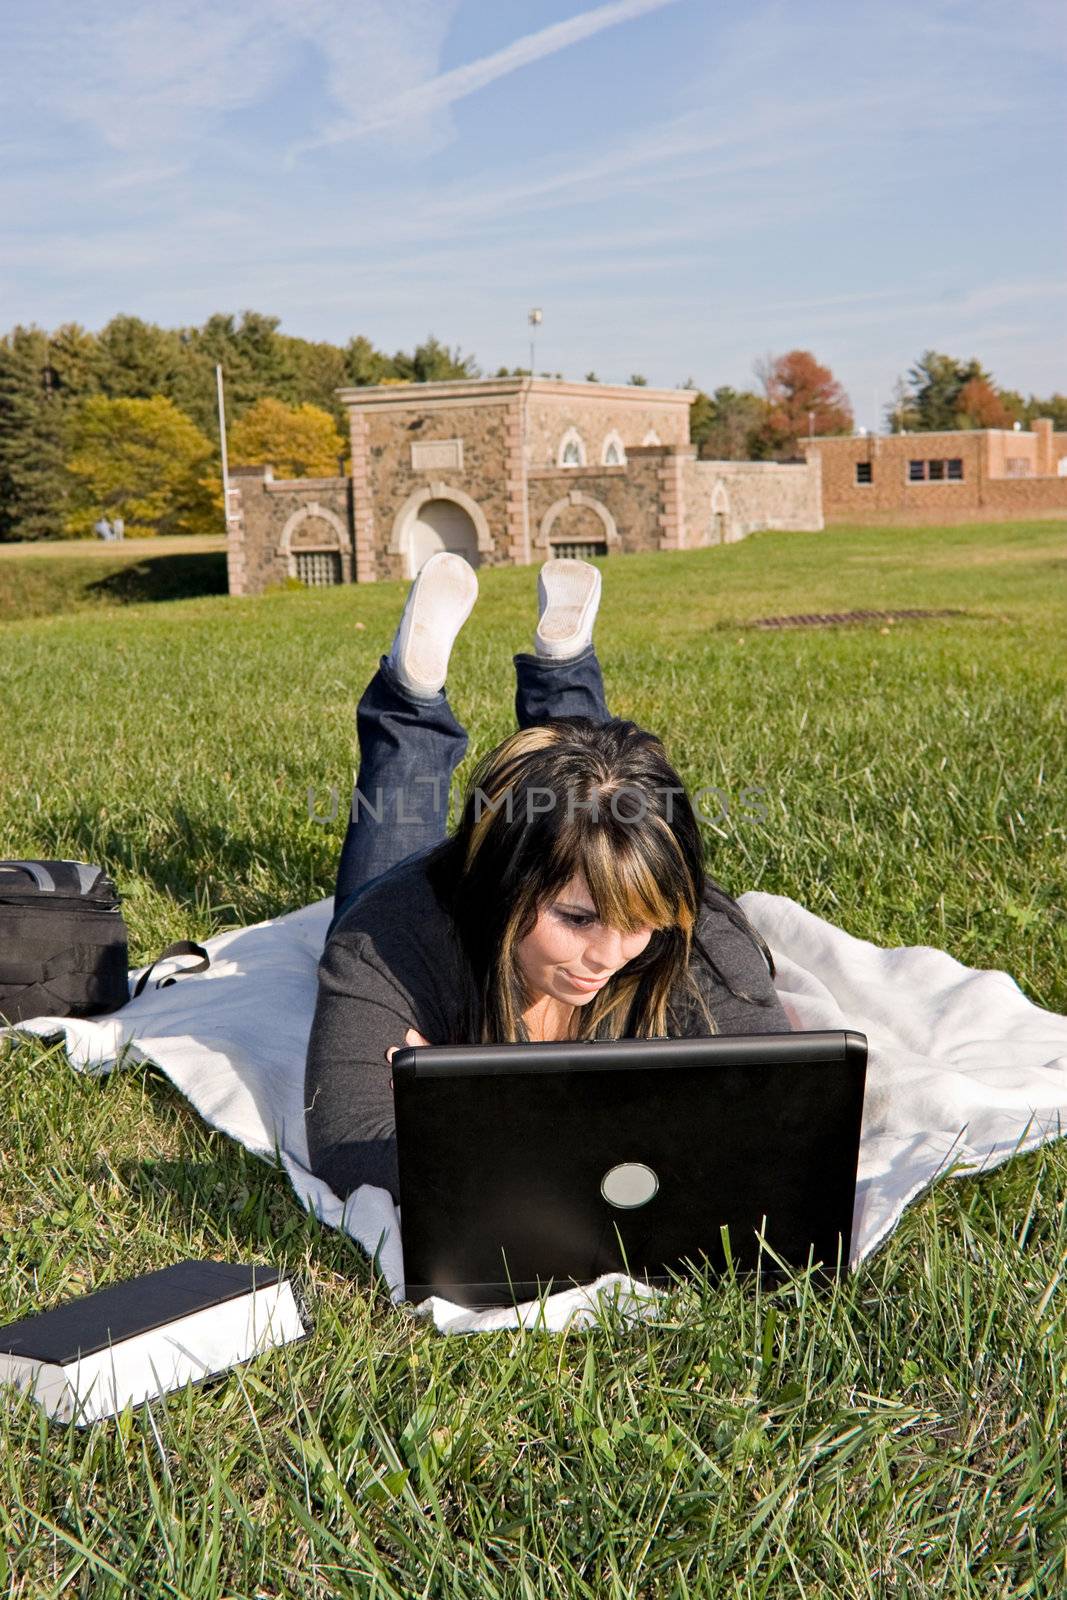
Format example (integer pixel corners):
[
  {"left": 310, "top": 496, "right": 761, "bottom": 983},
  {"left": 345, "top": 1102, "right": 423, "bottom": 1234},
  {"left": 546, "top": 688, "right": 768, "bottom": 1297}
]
[
  {"left": 377, "top": 652, "right": 447, "bottom": 705},
  {"left": 512, "top": 643, "right": 596, "bottom": 669}
]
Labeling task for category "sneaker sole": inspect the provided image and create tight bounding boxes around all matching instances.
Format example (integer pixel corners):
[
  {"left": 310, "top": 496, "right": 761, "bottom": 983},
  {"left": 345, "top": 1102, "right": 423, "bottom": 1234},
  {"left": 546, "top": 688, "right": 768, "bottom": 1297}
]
[
  {"left": 536, "top": 558, "right": 601, "bottom": 648},
  {"left": 398, "top": 553, "right": 479, "bottom": 688}
]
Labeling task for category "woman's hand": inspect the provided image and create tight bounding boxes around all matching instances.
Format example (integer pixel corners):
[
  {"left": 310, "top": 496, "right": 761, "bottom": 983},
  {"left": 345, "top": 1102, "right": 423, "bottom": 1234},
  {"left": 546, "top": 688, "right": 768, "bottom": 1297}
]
[{"left": 386, "top": 1027, "right": 430, "bottom": 1065}]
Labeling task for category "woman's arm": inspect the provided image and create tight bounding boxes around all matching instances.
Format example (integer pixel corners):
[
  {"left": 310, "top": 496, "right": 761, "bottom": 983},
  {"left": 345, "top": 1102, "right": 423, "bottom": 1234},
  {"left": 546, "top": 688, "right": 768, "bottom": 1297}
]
[{"left": 304, "top": 929, "right": 426, "bottom": 1203}]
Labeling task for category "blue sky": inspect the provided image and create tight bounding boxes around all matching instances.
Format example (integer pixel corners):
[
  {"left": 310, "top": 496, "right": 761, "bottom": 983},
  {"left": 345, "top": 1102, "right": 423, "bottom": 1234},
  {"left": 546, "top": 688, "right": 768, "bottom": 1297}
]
[{"left": 2, "top": 0, "right": 1064, "bottom": 425}]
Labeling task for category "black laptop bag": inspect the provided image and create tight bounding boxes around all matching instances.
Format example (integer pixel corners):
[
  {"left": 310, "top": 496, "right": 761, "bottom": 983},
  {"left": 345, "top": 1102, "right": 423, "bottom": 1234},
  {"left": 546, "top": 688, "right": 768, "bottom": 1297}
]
[{"left": 0, "top": 860, "right": 130, "bottom": 1023}]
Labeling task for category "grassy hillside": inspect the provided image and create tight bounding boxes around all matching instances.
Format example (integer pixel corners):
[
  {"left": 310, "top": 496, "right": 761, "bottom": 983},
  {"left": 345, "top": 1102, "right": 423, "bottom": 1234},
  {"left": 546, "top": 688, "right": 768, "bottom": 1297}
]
[
  {"left": 0, "top": 537, "right": 227, "bottom": 622},
  {"left": 0, "top": 520, "right": 1065, "bottom": 1596}
]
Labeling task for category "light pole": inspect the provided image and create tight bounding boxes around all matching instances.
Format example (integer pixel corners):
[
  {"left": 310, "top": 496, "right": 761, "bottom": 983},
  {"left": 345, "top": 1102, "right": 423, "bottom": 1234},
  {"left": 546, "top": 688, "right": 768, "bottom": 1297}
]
[{"left": 528, "top": 307, "right": 542, "bottom": 376}]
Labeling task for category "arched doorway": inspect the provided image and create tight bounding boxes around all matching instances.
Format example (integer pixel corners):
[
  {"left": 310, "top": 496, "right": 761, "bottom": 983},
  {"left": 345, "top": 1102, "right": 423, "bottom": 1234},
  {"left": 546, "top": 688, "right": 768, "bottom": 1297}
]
[
  {"left": 546, "top": 501, "right": 608, "bottom": 559},
  {"left": 408, "top": 498, "right": 481, "bottom": 575},
  {"left": 537, "top": 490, "right": 620, "bottom": 559},
  {"left": 277, "top": 503, "right": 352, "bottom": 585},
  {"left": 707, "top": 481, "right": 732, "bottom": 545}
]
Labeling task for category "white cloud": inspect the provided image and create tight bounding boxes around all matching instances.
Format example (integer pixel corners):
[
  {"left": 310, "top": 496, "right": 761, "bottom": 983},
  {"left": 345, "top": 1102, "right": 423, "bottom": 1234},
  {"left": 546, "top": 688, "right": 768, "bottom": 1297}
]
[
  {"left": 288, "top": 0, "right": 683, "bottom": 160},
  {"left": 0, "top": 0, "right": 1062, "bottom": 404},
  {"left": 2, "top": 2, "right": 285, "bottom": 153},
  {"left": 2, "top": 0, "right": 677, "bottom": 172},
  {"left": 271, "top": 0, "right": 463, "bottom": 158},
  {"left": 0, "top": 1, "right": 469, "bottom": 167}
]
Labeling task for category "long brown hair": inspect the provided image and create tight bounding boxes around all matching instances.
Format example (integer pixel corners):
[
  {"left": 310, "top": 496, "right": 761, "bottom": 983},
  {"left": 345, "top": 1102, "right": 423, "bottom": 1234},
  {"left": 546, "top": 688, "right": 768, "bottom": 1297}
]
[{"left": 424, "top": 716, "right": 776, "bottom": 1044}]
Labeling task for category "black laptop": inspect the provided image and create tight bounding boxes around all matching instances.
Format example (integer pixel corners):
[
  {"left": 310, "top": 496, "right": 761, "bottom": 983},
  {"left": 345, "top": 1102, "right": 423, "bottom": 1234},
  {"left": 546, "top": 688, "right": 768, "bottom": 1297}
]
[{"left": 392, "top": 1029, "right": 868, "bottom": 1308}]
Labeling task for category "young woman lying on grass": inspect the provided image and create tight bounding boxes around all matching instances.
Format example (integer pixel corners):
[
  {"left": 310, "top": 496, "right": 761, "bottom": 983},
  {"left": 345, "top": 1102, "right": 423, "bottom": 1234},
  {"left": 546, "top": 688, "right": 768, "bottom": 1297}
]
[{"left": 303, "top": 553, "right": 790, "bottom": 1204}]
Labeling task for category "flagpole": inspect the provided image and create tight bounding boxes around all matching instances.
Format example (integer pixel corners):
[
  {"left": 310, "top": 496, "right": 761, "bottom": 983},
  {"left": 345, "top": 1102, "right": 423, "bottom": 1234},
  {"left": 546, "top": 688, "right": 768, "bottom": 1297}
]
[{"left": 216, "top": 363, "right": 236, "bottom": 531}]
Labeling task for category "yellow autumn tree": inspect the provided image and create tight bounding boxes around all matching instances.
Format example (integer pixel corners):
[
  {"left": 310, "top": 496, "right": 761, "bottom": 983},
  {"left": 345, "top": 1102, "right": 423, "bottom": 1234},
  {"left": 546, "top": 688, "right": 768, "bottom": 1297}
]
[
  {"left": 66, "top": 395, "right": 217, "bottom": 537},
  {"left": 228, "top": 398, "right": 348, "bottom": 479}
]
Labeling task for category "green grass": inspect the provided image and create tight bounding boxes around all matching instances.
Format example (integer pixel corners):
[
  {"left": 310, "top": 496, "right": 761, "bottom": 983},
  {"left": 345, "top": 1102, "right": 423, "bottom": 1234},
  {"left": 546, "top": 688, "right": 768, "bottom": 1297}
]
[
  {"left": 1, "top": 519, "right": 1065, "bottom": 1596},
  {"left": 0, "top": 547, "right": 227, "bottom": 623}
]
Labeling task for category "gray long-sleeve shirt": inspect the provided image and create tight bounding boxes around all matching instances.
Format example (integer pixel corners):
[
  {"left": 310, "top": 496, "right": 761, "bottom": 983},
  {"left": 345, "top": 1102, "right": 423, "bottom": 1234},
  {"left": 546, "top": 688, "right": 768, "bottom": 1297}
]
[{"left": 303, "top": 850, "right": 790, "bottom": 1203}]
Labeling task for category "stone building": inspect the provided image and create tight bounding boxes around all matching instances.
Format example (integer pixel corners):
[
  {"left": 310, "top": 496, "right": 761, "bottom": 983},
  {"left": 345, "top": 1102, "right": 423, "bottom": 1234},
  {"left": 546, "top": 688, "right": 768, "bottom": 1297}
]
[
  {"left": 225, "top": 377, "right": 823, "bottom": 594},
  {"left": 801, "top": 418, "right": 1067, "bottom": 525}
]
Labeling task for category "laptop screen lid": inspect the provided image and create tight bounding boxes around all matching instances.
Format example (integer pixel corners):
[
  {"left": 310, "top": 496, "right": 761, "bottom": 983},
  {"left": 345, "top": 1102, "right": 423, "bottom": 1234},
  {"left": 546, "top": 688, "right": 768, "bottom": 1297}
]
[{"left": 393, "top": 1029, "right": 868, "bottom": 1309}]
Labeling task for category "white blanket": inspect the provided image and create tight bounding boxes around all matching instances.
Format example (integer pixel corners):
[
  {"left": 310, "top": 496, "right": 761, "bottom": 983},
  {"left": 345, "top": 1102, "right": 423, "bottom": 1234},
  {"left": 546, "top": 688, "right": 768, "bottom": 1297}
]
[{"left": 6, "top": 893, "right": 1066, "bottom": 1335}]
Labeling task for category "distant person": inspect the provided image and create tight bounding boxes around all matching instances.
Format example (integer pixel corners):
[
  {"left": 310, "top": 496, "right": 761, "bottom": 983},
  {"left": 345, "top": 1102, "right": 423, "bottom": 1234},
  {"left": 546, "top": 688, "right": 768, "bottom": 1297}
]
[
  {"left": 112, "top": 517, "right": 125, "bottom": 541},
  {"left": 94, "top": 517, "right": 113, "bottom": 542}
]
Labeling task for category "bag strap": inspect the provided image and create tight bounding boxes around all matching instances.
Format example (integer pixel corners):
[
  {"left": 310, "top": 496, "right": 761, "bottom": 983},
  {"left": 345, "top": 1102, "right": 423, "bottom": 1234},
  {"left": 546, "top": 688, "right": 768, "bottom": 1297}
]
[
  {"left": 132, "top": 940, "right": 211, "bottom": 999},
  {"left": 0, "top": 861, "right": 57, "bottom": 892}
]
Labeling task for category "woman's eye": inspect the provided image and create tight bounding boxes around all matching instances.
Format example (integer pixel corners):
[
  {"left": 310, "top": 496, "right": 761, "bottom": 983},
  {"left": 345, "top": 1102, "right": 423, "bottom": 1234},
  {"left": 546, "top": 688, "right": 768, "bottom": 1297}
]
[{"left": 560, "top": 911, "right": 594, "bottom": 927}]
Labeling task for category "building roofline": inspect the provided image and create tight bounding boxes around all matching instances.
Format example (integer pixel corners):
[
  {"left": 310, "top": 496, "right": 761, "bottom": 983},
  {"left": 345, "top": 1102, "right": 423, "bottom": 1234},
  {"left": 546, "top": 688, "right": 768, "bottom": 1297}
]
[
  {"left": 337, "top": 376, "right": 696, "bottom": 407},
  {"left": 802, "top": 426, "right": 1055, "bottom": 443}
]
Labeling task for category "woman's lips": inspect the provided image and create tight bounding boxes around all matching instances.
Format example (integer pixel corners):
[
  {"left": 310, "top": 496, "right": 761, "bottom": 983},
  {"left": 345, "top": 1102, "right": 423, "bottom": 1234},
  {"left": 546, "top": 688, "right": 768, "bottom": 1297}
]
[{"left": 562, "top": 969, "right": 609, "bottom": 991}]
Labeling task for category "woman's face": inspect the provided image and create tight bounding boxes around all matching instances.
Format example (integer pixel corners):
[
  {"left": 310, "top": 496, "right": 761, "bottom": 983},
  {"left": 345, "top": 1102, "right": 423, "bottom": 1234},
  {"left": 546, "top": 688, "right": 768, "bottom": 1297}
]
[{"left": 515, "top": 874, "right": 654, "bottom": 1007}]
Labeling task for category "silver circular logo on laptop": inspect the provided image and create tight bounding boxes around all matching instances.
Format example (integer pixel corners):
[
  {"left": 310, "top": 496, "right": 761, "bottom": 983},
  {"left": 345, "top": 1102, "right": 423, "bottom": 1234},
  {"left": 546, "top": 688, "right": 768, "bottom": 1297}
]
[{"left": 600, "top": 1162, "right": 659, "bottom": 1209}]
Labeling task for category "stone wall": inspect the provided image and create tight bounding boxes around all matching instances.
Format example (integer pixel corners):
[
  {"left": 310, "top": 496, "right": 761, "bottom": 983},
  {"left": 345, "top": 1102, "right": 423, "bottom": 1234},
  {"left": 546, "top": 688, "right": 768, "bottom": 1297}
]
[
  {"left": 527, "top": 447, "right": 823, "bottom": 554},
  {"left": 225, "top": 378, "right": 835, "bottom": 596},
  {"left": 526, "top": 450, "right": 669, "bottom": 556},
  {"left": 226, "top": 467, "right": 354, "bottom": 596},
  {"left": 347, "top": 390, "right": 517, "bottom": 581},
  {"left": 524, "top": 384, "right": 692, "bottom": 468},
  {"left": 682, "top": 457, "right": 823, "bottom": 544}
]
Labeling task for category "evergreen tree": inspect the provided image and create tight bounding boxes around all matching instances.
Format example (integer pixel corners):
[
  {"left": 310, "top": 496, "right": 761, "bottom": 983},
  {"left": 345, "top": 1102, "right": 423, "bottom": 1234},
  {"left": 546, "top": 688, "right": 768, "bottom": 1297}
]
[
  {"left": 895, "top": 351, "right": 994, "bottom": 432},
  {"left": 166, "top": 331, "right": 218, "bottom": 437},
  {"left": 1023, "top": 393, "right": 1067, "bottom": 430},
  {"left": 687, "top": 387, "right": 712, "bottom": 448},
  {"left": 693, "top": 386, "right": 769, "bottom": 459},
  {"left": 343, "top": 335, "right": 398, "bottom": 387},
  {"left": 50, "top": 323, "right": 101, "bottom": 408},
  {"left": 282, "top": 337, "right": 349, "bottom": 422},
  {"left": 0, "top": 326, "right": 73, "bottom": 540},
  {"left": 184, "top": 312, "right": 297, "bottom": 427},
  {"left": 95, "top": 315, "right": 184, "bottom": 401},
  {"left": 391, "top": 335, "right": 479, "bottom": 383}
]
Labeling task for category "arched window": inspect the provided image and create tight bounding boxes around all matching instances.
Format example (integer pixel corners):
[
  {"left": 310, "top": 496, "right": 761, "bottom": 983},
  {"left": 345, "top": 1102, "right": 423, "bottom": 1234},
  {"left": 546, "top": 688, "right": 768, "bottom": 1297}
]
[
  {"left": 558, "top": 427, "right": 587, "bottom": 468},
  {"left": 602, "top": 431, "right": 626, "bottom": 466},
  {"left": 642, "top": 429, "right": 661, "bottom": 447}
]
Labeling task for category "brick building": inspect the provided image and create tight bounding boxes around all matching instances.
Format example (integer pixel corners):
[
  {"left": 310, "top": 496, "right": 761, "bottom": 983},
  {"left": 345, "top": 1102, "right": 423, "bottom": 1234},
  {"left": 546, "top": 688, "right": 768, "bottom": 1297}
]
[
  {"left": 801, "top": 418, "right": 1067, "bottom": 525},
  {"left": 225, "top": 377, "right": 822, "bottom": 594}
]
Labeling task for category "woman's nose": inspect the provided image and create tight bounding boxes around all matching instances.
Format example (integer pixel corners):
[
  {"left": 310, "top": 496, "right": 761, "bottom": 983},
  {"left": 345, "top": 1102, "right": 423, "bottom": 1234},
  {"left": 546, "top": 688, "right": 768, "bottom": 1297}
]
[{"left": 585, "top": 927, "right": 629, "bottom": 972}]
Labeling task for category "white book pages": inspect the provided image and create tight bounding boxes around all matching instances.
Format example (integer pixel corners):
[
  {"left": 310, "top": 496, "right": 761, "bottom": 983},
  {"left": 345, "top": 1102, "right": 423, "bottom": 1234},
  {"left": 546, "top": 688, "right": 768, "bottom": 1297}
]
[{"left": 0, "top": 1280, "right": 306, "bottom": 1424}]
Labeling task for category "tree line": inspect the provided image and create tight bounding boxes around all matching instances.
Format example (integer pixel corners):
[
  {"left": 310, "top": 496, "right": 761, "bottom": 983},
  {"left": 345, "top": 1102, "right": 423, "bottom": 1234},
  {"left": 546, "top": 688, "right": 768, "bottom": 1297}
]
[
  {"left": 0, "top": 314, "right": 478, "bottom": 540},
  {"left": 0, "top": 312, "right": 1061, "bottom": 540},
  {"left": 689, "top": 350, "right": 1066, "bottom": 463}
]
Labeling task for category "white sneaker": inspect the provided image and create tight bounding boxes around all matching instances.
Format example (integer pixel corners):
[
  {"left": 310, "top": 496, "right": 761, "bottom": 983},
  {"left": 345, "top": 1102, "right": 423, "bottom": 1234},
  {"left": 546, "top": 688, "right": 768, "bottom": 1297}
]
[
  {"left": 534, "top": 558, "right": 602, "bottom": 659},
  {"left": 387, "top": 552, "right": 479, "bottom": 697}
]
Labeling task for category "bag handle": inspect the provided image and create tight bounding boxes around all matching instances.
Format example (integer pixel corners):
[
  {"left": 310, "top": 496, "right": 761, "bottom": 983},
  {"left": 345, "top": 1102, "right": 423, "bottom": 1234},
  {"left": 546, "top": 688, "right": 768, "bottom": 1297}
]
[
  {"left": 0, "top": 861, "right": 57, "bottom": 892},
  {"left": 132, "top": 940, "right": 211, "bottom": 999}
]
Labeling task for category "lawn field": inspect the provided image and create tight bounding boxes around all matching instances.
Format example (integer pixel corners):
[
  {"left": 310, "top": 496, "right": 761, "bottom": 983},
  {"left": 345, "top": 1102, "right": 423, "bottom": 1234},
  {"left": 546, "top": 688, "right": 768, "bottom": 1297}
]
[
  {"left": 1, "top": 520, "right": 1065, "bottom": 1596},
  {"left": 0, "top": 535, "right": 228, "bottom": 624}
]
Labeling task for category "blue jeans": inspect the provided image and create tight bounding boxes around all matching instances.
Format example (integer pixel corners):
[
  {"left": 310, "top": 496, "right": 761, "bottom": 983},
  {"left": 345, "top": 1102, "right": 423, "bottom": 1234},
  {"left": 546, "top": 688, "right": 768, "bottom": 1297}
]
[{"left": 329, "top": 645, "right": 611, "bottom": 937}]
